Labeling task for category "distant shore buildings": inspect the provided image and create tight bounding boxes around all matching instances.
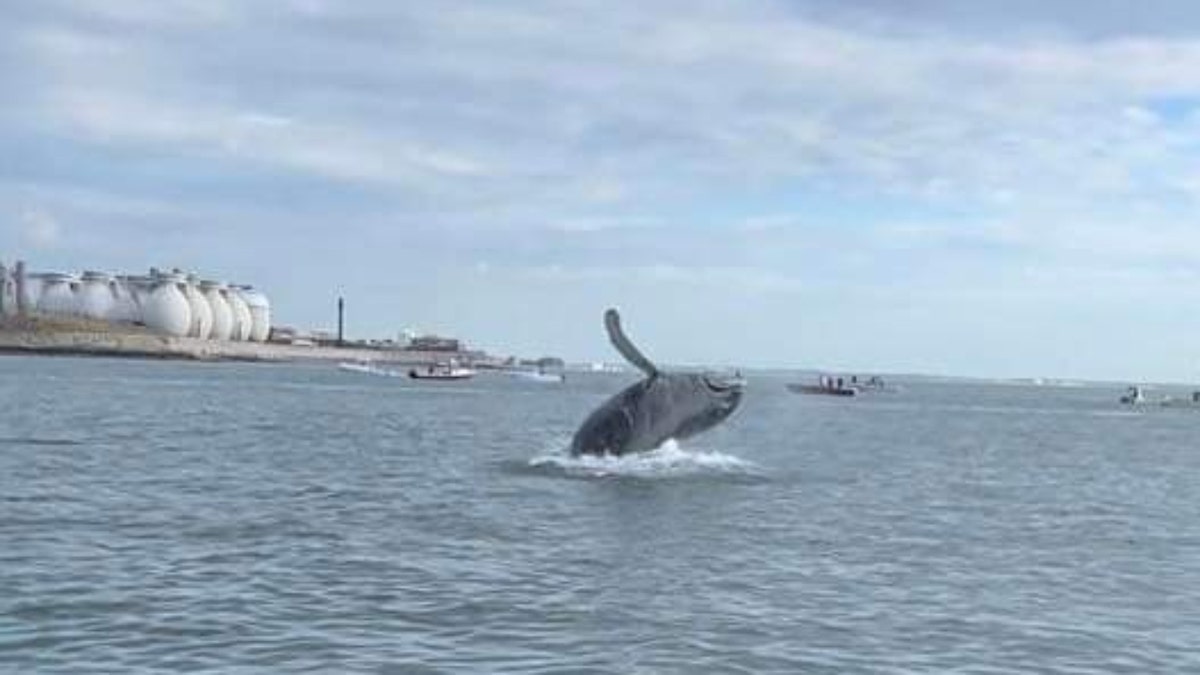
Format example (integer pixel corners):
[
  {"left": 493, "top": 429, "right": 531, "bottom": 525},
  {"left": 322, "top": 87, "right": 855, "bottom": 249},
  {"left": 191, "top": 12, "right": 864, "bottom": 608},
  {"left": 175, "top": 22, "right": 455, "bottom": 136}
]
[{"left": 1, "top": 258, "right": 556, "bottom": 367}]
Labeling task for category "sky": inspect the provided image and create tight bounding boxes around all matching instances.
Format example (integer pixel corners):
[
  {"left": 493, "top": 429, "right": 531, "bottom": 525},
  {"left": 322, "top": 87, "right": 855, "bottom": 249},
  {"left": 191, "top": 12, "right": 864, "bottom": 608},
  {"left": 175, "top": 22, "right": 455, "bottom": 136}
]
[{"left": 5, "top": 1, "right": 1200, "bottom": 381}]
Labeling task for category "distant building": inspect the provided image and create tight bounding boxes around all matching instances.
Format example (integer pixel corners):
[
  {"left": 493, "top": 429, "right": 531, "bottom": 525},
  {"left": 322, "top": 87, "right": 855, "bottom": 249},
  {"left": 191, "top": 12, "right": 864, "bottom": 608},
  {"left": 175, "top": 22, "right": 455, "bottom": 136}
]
[
  {"left": 310, "top": 330, "right": 340, "bottom": 347},
  {"left": 268, "top": 326, "right": 329, "bottom": 348},
  {"left": 268, "top": 325, "right": 300, "bottom": 344},
  {"left": 408, "top": 335, "right": 461, "bottom": 352}
]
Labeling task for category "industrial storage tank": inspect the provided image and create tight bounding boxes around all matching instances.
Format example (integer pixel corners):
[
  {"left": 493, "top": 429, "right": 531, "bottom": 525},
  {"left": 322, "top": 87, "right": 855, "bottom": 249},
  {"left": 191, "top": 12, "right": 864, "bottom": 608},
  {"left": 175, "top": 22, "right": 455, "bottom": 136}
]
[
  {"left": 18, "top": 271, "right": 46, "bottom": 314},
  {"left": 37, "top": 273, "right": 79, "bottom": 317},
  {"left": 142, "top": 272, "right": 191, "bottom": 337},
  {"left": 76, "top": 271, "right": 116, "bottom": 320},
  {"left": 117, "top": 275, "right": 154, "bottom": 325},
  {"left": 237, "top": 285, "right": 271, "bottom": 342},
  {"left": 183, "top": 275, "right": 213, "bottom": 339},
  {"left": 200, "top": 280, "right": 233, "bottom": 341},
  {"left": 0, "top": 264, "right": 15, "bottom": 317},
  {"left": 6, "top": 262, "right": 273, "bottom": 342},
  {"left": 226, "top": 286, "right": 253, "bottom": 341},
  {"left": 110, "top": 276, "right": 141, "bottom": 324}
]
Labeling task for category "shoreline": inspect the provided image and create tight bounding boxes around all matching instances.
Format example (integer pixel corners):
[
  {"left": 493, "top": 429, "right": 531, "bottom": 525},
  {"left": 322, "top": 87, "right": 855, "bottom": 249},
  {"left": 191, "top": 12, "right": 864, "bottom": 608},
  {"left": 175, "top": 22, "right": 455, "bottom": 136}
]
[{"left": 0, "top": 321, "right": 494, "bottom": 367}]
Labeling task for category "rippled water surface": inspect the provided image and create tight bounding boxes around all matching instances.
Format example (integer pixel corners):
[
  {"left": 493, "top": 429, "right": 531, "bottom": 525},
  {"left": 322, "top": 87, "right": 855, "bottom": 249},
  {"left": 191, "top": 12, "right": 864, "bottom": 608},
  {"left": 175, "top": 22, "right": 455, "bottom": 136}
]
[{"left": 3, "top": 355, "right": 1200, "bottom": 673}]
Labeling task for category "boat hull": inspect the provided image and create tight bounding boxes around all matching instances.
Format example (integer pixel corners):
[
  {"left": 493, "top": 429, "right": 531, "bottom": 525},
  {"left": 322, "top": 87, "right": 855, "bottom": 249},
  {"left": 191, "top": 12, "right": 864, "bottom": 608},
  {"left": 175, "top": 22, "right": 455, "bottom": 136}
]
[
  {"left": 509, "top": 370, "right": 565, "bottom": 383},
  {"left": 339, "top": 362, "right": 402, "bottom": 377},
  {"left": 787, "top": 383, "right": 857, "bottom": 397}
]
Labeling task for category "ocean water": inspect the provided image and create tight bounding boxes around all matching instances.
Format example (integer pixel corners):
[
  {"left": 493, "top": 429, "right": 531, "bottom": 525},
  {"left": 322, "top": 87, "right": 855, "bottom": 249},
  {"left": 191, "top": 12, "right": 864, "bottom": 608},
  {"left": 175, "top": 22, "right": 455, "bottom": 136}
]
[{"left": 2, "top": 355, "right": 1199, "bottom": 673}]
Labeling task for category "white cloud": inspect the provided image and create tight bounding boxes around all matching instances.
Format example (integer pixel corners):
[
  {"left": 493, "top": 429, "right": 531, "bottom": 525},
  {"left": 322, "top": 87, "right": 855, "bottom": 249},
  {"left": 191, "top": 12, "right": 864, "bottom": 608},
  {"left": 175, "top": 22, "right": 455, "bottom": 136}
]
[
  {"left": 44, "top": 86, "right": 490, "bottom": 188},
  {"left": 20, "top": 1, "right": 1200, "bottom": 216},
  {"left": 518, "top": 263, "right": 808, "bottom": 294},
  {"left": 19, "top": 208, "right": 63, "bottom": 248},
  {"left": 549, "top": 216, "right": 664, "bottom": 233}
]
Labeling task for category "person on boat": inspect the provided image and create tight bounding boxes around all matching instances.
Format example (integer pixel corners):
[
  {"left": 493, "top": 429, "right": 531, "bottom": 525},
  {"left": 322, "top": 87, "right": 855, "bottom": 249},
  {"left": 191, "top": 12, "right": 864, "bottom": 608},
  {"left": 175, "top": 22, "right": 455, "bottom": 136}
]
[{"left": 836, "top": 377, "right": 844, "bottom": 390}]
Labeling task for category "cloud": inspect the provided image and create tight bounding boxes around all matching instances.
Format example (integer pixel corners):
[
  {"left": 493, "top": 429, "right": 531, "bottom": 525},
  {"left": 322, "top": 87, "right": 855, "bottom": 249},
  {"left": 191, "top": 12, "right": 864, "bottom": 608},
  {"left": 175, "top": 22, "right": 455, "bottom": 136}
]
[
  {"left": 42, "top": 86, "right": 491, "bottom": 189},
  {"left": 18, "top": 0, "right": 1200, "bottom": 215},
  {"left": 517, "top": 262, "right": 808, "bottom": 294},
  {"left": 18, "top": 208, "right": 63, "bottom": 248}
]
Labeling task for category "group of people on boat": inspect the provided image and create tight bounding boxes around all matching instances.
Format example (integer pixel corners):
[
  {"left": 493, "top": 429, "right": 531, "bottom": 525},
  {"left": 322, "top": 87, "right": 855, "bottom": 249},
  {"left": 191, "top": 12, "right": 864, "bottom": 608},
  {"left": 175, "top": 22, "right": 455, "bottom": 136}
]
[
  {"left": 816, "top": 374, "right": 887, "bottom": 392},
  {"left": 786, "top": 373, "right": 891, "bottom": 397},
  {"left": 816, "top": 375, "right": 851, "bottom": 392},
  {"left": 408, "top": 359, "right": 476, "bottom": 380}
]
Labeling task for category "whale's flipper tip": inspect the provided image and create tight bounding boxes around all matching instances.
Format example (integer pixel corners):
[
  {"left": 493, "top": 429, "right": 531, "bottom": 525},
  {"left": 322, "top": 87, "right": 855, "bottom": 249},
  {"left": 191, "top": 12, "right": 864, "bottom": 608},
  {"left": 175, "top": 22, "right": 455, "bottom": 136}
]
[{"left": 603, "top": 307, "right": 658, "bottom": 377}]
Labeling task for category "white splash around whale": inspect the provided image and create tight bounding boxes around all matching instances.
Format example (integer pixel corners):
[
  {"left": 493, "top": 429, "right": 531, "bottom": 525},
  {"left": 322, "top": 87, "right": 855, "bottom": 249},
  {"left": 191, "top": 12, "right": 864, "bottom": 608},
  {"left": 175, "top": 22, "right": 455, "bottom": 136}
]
[{"left": 530, "top": 438, "right": 758, "bottom": 479}]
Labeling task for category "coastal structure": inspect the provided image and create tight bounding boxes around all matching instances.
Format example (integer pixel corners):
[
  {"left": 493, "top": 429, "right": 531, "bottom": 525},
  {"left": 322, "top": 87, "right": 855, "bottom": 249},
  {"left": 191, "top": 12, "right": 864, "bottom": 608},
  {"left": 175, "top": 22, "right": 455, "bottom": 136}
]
[
  {"left": 2, "top": 260, "right": 271, "bottom": 342},
  {"left": 1, "top": 258, "right": 505, "bottom": 367},
  {"left": 408, "top": 335, "right": 461, "bottom": 352}
]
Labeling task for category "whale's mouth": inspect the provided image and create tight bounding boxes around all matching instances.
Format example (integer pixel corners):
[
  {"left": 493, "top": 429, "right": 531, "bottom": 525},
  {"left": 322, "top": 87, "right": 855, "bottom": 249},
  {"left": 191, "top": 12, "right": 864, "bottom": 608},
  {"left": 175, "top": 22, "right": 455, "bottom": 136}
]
[{"left": 702, "top": 374, "right": 743, "bottom": 394}]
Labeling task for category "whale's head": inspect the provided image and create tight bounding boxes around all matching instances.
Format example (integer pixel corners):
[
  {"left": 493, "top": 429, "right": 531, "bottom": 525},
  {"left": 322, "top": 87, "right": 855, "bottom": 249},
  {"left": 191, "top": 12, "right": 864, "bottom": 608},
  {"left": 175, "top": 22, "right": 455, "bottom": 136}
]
[{"left": 665, "top": 371, "right": 744, "bottom": 439}]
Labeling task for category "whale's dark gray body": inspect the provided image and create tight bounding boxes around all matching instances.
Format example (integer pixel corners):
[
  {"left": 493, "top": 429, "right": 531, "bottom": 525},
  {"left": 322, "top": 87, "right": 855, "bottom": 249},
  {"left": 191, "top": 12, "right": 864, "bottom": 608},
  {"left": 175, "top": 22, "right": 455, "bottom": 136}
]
[{"left": 570, "top": 309, "right": 743, "bottom": 457}]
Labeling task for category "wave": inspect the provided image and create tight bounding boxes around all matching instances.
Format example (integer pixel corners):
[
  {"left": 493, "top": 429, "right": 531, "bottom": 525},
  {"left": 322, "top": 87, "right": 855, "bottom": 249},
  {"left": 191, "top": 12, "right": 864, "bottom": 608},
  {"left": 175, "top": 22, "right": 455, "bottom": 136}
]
[
  {"left": 527, "top": 439, "right": 760, "bottom": 480},
  {"left": 0, "top": 436, "right": 84, "bottom": 447}
]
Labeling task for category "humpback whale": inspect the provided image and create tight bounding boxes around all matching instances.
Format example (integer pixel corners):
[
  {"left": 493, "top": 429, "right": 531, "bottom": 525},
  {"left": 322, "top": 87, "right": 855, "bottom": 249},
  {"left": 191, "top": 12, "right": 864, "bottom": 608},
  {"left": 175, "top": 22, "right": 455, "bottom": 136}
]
[{"left": 569, "top": 309, "right": 744, "bottom": 456}]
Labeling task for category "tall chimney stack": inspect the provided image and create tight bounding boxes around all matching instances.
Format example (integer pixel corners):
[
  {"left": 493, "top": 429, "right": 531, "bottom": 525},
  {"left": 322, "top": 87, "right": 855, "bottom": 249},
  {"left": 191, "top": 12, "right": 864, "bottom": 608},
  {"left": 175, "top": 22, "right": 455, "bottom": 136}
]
[
  {"left": 337, "top": 296, "right": 345, "bottom": 347},
  {"left": 14, "top": 260, "right": 26, "bottom": 316}
]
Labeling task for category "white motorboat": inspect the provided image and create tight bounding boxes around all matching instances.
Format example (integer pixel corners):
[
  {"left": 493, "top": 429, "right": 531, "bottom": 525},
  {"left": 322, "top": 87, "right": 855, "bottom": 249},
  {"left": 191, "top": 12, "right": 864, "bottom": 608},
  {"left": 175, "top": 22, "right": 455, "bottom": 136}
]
[{"left": 508, "top": 369, "right": 566, "bottom": 383}]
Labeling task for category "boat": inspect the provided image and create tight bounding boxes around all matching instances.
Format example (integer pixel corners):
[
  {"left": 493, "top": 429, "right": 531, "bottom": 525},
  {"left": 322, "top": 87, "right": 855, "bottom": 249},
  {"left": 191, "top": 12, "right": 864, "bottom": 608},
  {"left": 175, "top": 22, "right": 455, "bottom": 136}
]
[
  {"left": 1119, "top": 385, "right": 1146, "bottom": 405},
  {"left": 408, "top": 362, "right": 476, "bottom": 380},
  {"left": 338, "top": 361, "right": 403, "bottom": 377},
  {"left": 787, "top": 372, "right": 872, "bottom": 397},
  {"left": 786, "top": 383, "right": 858, "bottom": 397},
  {"left": 508, "top": 369, "right": 566, "bottom": 383}
]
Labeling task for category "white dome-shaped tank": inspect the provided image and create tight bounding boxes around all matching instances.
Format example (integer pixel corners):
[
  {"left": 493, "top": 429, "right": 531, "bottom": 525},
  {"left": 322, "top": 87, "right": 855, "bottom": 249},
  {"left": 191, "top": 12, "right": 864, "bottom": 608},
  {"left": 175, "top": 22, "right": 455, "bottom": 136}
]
[
  {"left": 108, "top": 278, "right": 131, "bottom": 323},
  {"left": 0, "top": 264, "right": 16, "bottom": 317},
  {"left": 19, "top": 271, "right": 47, "bottom": 314},
  {"left": 142, "top": 272, "right": 191, "bottom": 337},
  {"left": 226, "top": 286, "right": 253, "bottom": 341},
  {"left": 37, "top": 273, "right": 79, "bottom": 317},
  {"left": 183, "top": 274, "right": 213, "bottom": 340},
  {"left": 200, "top": 281, "right": 233, "bottom": 341},
  {"left": 236, "top": 285, "right": 271, "bottom": 342},
  {"left": 76, "top": 271, "right": 117, "bottom": 321},
  {"left": 115, "top": 275, "right": 153, "bottom": 325}
]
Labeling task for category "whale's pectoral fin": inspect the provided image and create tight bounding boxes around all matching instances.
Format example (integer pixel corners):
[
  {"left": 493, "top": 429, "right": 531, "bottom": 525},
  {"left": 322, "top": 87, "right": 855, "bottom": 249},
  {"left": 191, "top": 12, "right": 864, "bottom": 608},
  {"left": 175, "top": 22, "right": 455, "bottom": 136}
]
[{"left": 604, "top": 308, "right": 659, "bottom": 377}]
